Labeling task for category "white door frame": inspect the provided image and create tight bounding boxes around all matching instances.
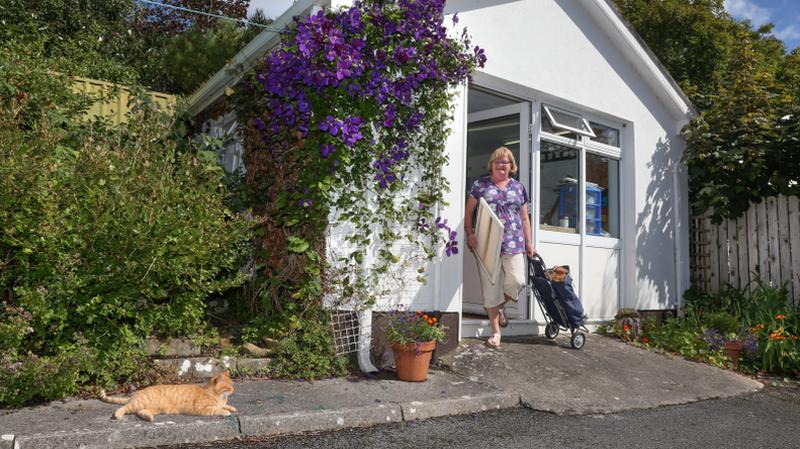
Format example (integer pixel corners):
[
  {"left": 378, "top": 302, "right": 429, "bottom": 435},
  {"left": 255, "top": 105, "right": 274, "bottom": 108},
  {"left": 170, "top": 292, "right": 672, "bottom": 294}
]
[{"left": 462, "top": 101, "right": 532, "bottom": 317}]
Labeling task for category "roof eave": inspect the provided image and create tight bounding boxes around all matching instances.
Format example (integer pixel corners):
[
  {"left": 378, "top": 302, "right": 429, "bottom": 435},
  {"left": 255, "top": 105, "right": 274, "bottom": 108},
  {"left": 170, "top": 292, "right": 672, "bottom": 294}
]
[
  {"left": 592, "top": 0, "right": 697, "bottom": 125},
  {"left": 186, "top": 0, "right": 330, "bottom": 117}
]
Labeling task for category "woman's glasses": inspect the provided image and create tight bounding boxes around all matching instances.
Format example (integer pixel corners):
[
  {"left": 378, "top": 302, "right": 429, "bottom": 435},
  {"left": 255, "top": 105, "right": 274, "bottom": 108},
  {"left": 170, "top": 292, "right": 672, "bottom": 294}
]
[{"left": 492, "top": 160, "right": 511, "bottom": 166}]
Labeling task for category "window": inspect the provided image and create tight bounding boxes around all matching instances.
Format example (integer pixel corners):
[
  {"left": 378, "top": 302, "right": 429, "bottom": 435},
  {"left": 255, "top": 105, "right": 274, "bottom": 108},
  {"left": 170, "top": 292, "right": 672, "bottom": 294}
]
[
  {"left": 589, "top": 121, "right": 620, "bottom": 147},
  {"left": 542, "top": 104, "right": 595, "bottom": 138},
  {"left": 586, "top": 153, "right": 619, "bottom": 238},
  {"left": 539, "top": 141, "right": 579, "bottom": 234},
  {"left": 538, "top": 107, "right": 621, "bottom": 239}
]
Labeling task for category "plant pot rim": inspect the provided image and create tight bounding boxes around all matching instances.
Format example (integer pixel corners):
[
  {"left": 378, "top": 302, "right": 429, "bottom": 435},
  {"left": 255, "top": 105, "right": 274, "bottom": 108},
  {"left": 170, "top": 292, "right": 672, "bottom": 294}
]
[
  {"left": 724, "top": 340, "right": 744, "bottom": 349},
  {"left": 391, "top": 340, "right": 437, "bottom": 350}
]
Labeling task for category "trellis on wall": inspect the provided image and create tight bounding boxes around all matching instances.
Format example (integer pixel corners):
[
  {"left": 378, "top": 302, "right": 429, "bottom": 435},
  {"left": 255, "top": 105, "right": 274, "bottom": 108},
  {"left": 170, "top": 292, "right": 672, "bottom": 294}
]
[{"left": 690, "top": 195, "right": 800, "bottom": 304}]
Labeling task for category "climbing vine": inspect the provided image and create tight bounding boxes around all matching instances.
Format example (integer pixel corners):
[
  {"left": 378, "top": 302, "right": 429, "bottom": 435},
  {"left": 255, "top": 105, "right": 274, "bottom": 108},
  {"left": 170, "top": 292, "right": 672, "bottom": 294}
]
[{"left": 234, "top": 0, "right": 485, "bottom": 311}]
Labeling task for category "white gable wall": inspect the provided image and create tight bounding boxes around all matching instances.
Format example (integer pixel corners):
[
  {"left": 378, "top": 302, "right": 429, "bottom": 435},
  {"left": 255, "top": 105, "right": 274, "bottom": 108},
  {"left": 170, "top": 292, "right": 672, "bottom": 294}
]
[
  {"left": 443, "top": 0, "right": 690, "bottom": 312},
  {"left": 319, "top": 0, "right": 690, "bottom": 314}
]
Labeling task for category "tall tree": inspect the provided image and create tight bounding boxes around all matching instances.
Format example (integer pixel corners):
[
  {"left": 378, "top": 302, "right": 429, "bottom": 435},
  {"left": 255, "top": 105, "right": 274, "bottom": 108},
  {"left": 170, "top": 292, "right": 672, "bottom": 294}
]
[{"left": 615, "top": 0, "right": 798, "bottom": 220}]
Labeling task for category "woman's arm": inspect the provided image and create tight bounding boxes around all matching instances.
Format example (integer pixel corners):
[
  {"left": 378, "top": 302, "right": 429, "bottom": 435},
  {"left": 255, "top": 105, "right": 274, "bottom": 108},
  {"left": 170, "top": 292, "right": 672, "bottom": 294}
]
[
  {"left": 464, "top": 195, "right": 478, "bottom": 251},
  {"left": 520, "top": 203, "right": 535, "bottom": 256}
]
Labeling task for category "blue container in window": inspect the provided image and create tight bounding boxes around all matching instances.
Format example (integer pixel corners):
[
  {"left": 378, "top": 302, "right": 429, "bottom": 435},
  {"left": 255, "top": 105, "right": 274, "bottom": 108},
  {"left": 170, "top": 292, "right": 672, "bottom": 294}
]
[{"left": 558, "top": 185, "right": 603, "bottom": 236}]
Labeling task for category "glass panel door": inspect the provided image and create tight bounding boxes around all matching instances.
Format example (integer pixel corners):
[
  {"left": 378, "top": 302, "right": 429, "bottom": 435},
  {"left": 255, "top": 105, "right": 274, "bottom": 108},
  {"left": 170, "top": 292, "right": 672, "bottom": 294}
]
[{"left": 463, "top": 102, "right": 530, "bottom": 318}]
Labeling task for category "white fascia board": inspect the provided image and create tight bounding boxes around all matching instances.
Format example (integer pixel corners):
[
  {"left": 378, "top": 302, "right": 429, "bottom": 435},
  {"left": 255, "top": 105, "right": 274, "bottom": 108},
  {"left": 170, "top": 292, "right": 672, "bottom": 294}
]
[
  {"left": 186, "top": 0, "right": 330, "bottom": 116},
  {"left": 589, "top": 0, "right": 695, "bottom": 124}
]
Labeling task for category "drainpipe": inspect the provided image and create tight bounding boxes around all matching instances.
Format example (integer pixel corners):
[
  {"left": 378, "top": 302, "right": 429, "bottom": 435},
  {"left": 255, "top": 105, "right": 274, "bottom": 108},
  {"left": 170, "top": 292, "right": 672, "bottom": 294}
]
[{"left": 671, "top": 162, "right": 683, "bottom": 316}]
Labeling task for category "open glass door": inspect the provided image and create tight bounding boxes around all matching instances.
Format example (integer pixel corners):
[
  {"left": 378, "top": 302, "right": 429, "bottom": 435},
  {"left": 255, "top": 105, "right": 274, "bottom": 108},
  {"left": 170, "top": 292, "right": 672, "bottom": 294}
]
[{"left": 463, "top": 98, "right": 531, "bottom": 319}]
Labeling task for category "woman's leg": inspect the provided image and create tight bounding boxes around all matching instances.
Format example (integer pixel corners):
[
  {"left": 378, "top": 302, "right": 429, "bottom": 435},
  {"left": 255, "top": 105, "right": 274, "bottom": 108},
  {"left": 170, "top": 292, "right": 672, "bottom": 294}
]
[
  {"left": 502, "top": 253, "right": 526, "bottom": 299},
  {"left": 479, "top": 261, "right": 504, "bottom": 347},
  {"left": 486, "top": 305, "right": 502, "bottom": 337}
]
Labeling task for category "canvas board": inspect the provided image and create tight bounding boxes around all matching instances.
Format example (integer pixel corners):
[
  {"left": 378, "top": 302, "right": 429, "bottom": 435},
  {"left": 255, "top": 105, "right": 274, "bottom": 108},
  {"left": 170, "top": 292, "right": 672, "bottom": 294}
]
[{"left": 475, "top": 197, "right": 504, "bottom": 284}]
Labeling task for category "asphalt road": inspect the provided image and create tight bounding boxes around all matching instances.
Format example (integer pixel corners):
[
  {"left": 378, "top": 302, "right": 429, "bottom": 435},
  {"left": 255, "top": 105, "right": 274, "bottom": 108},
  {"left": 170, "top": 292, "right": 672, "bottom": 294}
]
[{"left": 149, "top": 382, "right": 800, "bottom": 449}]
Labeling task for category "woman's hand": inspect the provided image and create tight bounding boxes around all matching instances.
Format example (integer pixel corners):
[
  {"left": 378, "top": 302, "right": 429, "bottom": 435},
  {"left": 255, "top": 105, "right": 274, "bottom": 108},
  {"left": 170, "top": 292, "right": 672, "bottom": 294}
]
[
  {"left": 526, "top": 242, "right": 536, "bottom": 257},
  {"left": 467, "top": 233, "right": 477, "bottom": 251}
]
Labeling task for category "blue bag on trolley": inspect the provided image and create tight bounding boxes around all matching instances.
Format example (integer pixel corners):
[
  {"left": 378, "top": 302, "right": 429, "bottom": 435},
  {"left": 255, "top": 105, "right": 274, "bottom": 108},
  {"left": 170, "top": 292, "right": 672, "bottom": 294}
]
[{"left": 550, "top": 270, "right": 585, "bottom": 328}]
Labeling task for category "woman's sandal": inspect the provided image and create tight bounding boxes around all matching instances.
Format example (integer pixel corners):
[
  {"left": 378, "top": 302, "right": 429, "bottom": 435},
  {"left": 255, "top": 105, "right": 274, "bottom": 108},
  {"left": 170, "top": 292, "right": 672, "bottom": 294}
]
[{"left": 485, "top": 335, "right": 501, "bottom": 349}]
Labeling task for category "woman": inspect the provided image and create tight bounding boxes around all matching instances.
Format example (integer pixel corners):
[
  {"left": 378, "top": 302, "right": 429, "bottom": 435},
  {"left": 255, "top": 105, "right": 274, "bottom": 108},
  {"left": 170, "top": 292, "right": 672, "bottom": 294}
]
[{"left": 465, "top": 147, "right": 535, "bottom": 349}]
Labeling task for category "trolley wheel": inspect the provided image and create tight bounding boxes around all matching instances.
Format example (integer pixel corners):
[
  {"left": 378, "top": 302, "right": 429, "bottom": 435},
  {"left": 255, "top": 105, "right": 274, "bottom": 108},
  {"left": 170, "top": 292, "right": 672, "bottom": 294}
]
[
  {"left": 545, "top": 322, "right": 559, "bottom": 339},
  {"left": 570, "top": 332, "right": 586, "bottom": 350}
]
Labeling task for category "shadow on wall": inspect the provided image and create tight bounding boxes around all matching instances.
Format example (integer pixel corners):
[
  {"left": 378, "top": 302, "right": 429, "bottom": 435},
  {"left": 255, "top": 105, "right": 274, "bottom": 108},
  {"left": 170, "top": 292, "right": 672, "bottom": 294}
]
[
  {"left": 635, "top": 137, "right": 678, "bottom": 309},
  {"left": 553, "top": 0, "right": 689, "bottom": 310},
  {"left": 444, "top": 0, "right": 523, "bottom": 15}
]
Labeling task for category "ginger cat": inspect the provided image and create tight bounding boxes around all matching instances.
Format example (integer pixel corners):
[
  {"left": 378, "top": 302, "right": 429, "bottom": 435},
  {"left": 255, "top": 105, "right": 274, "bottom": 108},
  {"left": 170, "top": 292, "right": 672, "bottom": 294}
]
[{"left": 99, "top": 370, "right": 236, "bottom": 422}]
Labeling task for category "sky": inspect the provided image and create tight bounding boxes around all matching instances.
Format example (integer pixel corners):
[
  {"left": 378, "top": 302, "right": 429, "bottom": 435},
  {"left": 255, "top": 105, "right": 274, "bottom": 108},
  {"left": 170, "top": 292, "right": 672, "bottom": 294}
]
[
  {"left": 248, "top": 0, "right": 800, "bottom": 52},
  {"left": 247, "top": 0, "right": 294, "bottom": 21},
  {"left": 725, "top": 0, "right": 800, "bottom": 50}
]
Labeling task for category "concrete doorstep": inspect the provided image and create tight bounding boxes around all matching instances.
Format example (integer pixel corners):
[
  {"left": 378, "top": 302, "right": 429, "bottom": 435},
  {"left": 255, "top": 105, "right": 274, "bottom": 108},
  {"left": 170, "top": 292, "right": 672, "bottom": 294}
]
[{"left": 0, "top": 372, "right": 517, "bottom": 449}]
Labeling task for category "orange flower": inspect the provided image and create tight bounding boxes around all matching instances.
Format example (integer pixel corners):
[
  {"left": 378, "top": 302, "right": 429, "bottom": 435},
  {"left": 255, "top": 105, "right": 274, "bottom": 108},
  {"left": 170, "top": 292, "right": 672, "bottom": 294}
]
[
  {"left": 642, "top": 337, "right": 650, "bottom": 344},
  {"left": 756, "top": 323, "right": 765, "bottom": 329},
  {"left": 432, "top": 317, "right": 438, "bottom": 323},
  {"left": 427, "top": 319, "right": 434, "bottom": 325},
  {"left": 423, "top": 314, "right": 429, "bottom": 321},
  {"left": 623, "top": 324, "right": 630, "bottom": 331},
  {"left": 776, "top": 314, "right": 786, "bottom": 320},
  {"left": 768, "top": 329, "right": 787, "bottom": 341},
  {"left": 793, "top": 336, "right": 798, "bottom": 341},
  {"left": 416, "top": 311, "right": 423, "bottom": 316}
]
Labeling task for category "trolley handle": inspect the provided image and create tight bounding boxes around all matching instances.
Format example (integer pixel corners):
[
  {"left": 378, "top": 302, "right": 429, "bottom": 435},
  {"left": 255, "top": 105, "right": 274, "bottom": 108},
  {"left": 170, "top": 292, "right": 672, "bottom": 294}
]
[{"left": 528, "top": 253, "right": 546, "bottom": 267}]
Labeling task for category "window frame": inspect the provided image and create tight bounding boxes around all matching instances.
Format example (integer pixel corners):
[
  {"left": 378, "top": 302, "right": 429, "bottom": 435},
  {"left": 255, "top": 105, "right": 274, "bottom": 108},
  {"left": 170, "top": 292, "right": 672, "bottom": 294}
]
[
  {"left": 538, "top": 115, "right": 621, "bottom": 242},
  {"left": 542, "top": 104, "right": 596, "bottom": 138}
]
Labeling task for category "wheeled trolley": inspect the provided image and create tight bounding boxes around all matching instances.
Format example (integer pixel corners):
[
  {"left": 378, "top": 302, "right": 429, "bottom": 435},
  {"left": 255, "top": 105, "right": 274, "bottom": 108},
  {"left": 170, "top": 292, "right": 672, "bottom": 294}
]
[{"left": 528, "top": 255, "right": 589, "bottom": 349}]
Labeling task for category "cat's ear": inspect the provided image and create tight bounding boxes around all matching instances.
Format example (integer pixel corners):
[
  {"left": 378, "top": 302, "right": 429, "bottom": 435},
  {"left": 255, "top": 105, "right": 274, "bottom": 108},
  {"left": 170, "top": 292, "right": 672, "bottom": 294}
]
[{"left": 221, "top": 370, "right": 230, "bottom": 378}]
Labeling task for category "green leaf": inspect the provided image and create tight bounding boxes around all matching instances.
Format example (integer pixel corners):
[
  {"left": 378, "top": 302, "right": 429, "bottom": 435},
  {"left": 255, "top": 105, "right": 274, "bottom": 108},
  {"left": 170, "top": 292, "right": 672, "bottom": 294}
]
[{"left": 287, "top": 236, "right": 310, "bottom": 253}]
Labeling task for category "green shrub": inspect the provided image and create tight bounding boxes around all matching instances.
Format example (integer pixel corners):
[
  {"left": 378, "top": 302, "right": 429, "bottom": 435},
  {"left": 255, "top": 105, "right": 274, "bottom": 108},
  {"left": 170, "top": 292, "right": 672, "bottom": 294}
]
[
  {"left": 0, "top": 347, "right": 90, "bottom": 408},
  {"left": 701, "top": 312, "right": 742, "bottom": 335},
  {"left": 0, "top": 50, "right": 252, "bottom": 406},
  {"left": 268, "top": 308, "right": 349, "bottom": 379}
]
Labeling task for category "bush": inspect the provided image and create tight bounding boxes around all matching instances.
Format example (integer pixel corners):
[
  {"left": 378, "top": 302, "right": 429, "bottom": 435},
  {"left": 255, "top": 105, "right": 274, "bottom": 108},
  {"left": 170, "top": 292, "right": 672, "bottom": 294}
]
[
  {"left": 611, "top": 282, "right": 799, "bottom": 375},
  {"left": 268, "top": 308, "right": 349, "bottom": 379},
  {"left": 701, "top": 312, "right": 742, "bottom": 336},
  {"left": 0, "top": 50, "right": 252, "bottom": 406},
  {"left": 0, "top": 347, "right": 90, "bottom": 408}
]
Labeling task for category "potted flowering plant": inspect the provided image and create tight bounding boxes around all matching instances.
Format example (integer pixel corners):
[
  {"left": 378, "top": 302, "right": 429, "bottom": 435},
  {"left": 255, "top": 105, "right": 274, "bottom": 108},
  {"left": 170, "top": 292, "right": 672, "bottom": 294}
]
[{"left": 385, "top": 306, "right": 447, "bottom": 382}]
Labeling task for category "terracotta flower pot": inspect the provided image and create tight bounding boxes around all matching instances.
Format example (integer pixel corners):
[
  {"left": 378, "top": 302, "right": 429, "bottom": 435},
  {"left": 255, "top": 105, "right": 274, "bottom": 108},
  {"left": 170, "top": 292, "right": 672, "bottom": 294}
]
[
  {"left": 392, "top": 340, "right": 436, "bottom": 382},
  {"left": 724, "top": 340, "right": 744, "bottom": 368}
]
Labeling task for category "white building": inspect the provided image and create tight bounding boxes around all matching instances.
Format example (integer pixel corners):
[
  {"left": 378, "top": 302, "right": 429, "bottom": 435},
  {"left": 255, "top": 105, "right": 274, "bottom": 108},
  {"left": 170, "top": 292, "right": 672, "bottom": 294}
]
[{"left": 188, "top": 0, "right": 694, "bottom": 347}]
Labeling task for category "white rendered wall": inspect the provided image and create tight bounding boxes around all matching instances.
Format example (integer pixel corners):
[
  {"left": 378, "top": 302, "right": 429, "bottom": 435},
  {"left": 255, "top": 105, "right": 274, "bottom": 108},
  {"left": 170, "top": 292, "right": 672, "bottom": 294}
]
[
  {"left": 321, "top": 0, "right": 690, "bottom": 314},
  {"left": 449, "top": 0, "right": 690, "bottom": 311}
]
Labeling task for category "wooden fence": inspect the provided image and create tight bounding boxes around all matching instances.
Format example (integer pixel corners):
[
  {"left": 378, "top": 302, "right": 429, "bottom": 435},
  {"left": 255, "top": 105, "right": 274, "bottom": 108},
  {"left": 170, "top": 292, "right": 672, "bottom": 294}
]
[
  {"left": 70, "top": 76, "right": 176, "bottom": 125},
  {"left": 690, "top": 195, "right": 800, "bottom": 303}
]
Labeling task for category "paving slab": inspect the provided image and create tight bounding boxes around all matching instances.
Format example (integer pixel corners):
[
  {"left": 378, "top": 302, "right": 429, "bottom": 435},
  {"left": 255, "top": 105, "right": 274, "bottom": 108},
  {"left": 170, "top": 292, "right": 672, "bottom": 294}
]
[{"left": 439, "top": 334, "right": 763, "bottom": 415}]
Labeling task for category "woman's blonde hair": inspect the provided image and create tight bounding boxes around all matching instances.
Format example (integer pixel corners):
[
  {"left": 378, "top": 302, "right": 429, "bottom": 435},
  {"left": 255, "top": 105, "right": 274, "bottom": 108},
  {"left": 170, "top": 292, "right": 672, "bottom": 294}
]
[{"left": 486, "top": 147, "right": 517, "bottom": 176}]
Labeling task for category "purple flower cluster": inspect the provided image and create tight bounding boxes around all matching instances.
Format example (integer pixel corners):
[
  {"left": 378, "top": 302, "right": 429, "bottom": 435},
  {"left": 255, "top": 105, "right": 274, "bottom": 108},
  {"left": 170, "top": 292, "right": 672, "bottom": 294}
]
[
  {"left": 372, "top": 140, "right": 410, "bottom": 188},
  {"left": 248, "top": 0, "right": 485, "bottom": 190},
  {"left": 704, "top": 328, "right": 758, "bottom": 362},
  {"left": 436, "top": 217, "right": 459, "bottom": 257},
  {"left": 703, "top": 328, "right": 726, "bottom": 351}
]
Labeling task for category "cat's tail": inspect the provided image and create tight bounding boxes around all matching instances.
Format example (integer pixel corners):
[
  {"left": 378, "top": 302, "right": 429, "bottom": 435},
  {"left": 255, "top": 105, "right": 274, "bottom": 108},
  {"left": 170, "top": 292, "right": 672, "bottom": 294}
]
[{"left": 99, "top": 390, "right": 129, "bottom": 405}]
